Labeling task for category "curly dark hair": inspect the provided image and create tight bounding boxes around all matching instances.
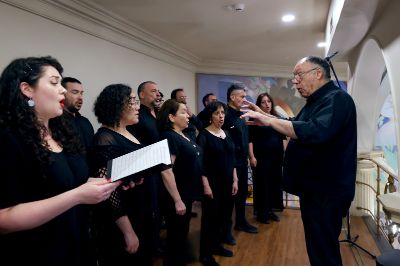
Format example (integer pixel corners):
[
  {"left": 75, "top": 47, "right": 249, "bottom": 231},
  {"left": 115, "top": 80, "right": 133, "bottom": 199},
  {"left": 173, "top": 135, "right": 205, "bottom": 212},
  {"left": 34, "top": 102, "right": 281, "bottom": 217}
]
[
  {"left": 0, "top": 56, "right": 84, "bottom": 177},
  {"left": 256, "top": 92, "right": 277, "bottom": 116},
  {"left": 203, "top": 101, "right": 227, "bottom": 127},
  {"left": 94, "top": 83, "right": 132, "bottom": 127},
  {"left": 156, "top": 99, "right": 182, "bottom": 131}
]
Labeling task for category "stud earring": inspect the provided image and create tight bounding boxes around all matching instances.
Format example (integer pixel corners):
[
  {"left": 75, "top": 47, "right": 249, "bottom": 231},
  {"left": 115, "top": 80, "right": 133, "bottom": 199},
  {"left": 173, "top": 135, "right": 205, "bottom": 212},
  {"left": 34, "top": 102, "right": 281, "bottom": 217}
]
[{"left": 27, "top": 98, "right": 35, "bottom": 107}]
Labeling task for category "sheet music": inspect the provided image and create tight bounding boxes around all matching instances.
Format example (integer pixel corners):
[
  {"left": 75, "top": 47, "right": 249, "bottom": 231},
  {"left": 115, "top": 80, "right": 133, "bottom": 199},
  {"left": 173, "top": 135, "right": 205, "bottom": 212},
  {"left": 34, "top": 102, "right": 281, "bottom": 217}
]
[{"left": 108, "top": 139, "right": 171, "bottom": 182}]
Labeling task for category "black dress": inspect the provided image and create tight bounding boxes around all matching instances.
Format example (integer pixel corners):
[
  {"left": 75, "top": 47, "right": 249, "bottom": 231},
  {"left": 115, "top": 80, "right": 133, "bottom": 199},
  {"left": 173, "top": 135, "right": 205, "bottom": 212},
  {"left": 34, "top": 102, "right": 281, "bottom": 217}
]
[
  {"left": 89, "top": 127, "right": 153, "bottom": 266},
  {"left": 161, "top": 130, "right": 203, "bottom": 266},
  {"left": 197, "top": 129, "right": 236, "bottom": 257},
  {"left": 249, "top": 125, "right": 285, "bottom": 218},
  {"left": 0, "top": 128, "right": 93, "bottom": 266}
]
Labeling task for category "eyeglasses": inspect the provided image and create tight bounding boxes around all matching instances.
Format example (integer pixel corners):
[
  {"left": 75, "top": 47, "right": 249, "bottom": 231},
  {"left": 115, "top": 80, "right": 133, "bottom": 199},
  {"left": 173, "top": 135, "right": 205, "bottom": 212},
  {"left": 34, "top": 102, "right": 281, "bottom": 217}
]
[
  {"left": 292, "top": 67, "right": 319, "bottom": 81},
  {"left": 128, "top": 96, "right": 140, "bottom": 107}
]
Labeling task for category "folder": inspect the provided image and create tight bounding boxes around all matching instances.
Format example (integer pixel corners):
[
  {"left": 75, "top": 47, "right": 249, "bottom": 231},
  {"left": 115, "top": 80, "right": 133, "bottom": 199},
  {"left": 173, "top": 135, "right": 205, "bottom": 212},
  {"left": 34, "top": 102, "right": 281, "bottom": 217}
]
[{"left": 106, "top": 139, "right": 171, "bottom": 182}]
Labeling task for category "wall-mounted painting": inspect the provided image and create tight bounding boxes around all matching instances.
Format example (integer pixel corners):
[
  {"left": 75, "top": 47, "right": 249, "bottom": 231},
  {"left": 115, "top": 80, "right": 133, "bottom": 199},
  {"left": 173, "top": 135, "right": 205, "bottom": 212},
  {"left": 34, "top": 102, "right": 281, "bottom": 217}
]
[{"left": 196, "top": 73, "right": 347, "bottom": 117}]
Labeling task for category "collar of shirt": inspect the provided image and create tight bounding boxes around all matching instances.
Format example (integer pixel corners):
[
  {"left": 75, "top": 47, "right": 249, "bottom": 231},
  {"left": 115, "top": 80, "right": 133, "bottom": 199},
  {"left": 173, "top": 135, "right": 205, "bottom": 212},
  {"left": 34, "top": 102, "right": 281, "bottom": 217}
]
[
  {"left": 64, "top": 109, "right": 82, "bottom": 118},
  {"left": 228, "top": 105, "right": 242, "bottom": 116},
  {"left": 307, "top": 80, "right": 335, "bottom": 103}
]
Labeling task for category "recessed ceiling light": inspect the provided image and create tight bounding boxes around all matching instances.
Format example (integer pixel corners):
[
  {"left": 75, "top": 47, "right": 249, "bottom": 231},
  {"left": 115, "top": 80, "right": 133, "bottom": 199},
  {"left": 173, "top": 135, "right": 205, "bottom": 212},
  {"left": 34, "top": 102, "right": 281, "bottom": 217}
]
[
  {"left": 226, "top": 3, "right": 245, "bottom": 12},
  {"left": 317, "top": 42, "right": 327, "bottom": 48},
  {"left": 282, "top": 14, "right": 295, "bottom": 22}
]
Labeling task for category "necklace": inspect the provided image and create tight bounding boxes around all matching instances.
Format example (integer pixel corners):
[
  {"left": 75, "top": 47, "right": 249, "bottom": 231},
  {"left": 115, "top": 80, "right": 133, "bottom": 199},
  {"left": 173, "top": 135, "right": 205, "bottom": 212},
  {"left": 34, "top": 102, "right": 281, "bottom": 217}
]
[{"left": 207, "top": 126, "right": 225, "bottom": 138}]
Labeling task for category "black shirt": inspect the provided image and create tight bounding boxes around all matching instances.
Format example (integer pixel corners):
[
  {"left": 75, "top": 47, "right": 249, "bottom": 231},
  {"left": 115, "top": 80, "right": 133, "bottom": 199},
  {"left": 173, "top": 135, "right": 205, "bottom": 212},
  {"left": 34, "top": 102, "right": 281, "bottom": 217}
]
[
  {"left": 197, "top": 109, "right": 209, "bottom": 130},
  {"left": 223, "top": 105, "right": 249, "bottom": 166},
  {"left": 197, "top": 129, "right": 236, "bottom": 198},
  {"left": 0, "top": 128, "right": 92, "bottom": 266},
  {"left": 183, "top": 114, "right": 203, "bottom": 142},
  {"left": 127, "top": 104, "right": 160, "bottom": 145},
  {"left": 64, "top": 111, "right": 94, "bottom": 151},
  {"left": 283, "top": 81, "right": 357, "bottom": 199},
  {"left": 249, "top": 125, "right": 285, "bottom": 159},
  {"left": 162, "top": 130, "right": 203, "bottom": 200}
]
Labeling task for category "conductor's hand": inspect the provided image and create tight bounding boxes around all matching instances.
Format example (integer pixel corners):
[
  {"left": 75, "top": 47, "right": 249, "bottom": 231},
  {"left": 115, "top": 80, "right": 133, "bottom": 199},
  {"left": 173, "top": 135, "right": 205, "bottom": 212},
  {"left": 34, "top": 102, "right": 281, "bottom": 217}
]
[
  {"left": 241, "top": 99, "right": 263, "bottom": 113},
  {"left": 174, "top": 199, "right": 186, "bottom": 215},
  {"left": 240, "top": 109, "right": 272, "bottom": 127}
]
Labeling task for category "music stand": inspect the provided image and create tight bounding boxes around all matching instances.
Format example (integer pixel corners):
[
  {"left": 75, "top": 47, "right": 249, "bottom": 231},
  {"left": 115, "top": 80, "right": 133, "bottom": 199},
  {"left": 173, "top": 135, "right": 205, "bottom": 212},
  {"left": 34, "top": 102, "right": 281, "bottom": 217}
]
[{"left": 326, "top": 52, "right": 376, "bottom": 259}]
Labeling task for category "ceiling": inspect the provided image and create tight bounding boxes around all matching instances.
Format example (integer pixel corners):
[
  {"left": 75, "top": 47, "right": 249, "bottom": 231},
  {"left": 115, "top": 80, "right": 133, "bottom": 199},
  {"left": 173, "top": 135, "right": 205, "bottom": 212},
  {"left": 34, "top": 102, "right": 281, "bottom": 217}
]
[{"left": 85, "top": 0, "right": 331, "bottom": 68}]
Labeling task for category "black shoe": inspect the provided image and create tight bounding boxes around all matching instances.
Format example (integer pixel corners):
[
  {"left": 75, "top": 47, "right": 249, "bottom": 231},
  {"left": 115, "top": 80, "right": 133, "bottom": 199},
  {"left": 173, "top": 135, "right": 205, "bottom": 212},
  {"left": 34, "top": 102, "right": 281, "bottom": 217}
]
[
  {"left": 234, "top": 222, "right": 258, "bottom": 234},
  {"left": 256, "top": 216, "right": 270, "bottom": 224},
  {"left": 200, "top": 255, "right": 220, "bottom": 266},
  {"left": 269, "top": 212, "right": 280, "bottom": 222},
  {"left": 223, "top": 234, "right": 236, "bottom": 246},
  {"left": 212, "top": 246, "right": 233, "bottom": 257},
  {"left": 272, "top": 207, "right": 284, "bottom": 212}
]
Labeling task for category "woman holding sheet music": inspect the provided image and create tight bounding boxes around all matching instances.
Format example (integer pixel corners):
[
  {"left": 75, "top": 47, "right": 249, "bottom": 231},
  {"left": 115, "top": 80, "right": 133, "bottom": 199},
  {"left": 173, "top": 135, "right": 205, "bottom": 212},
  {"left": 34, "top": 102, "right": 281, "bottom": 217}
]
[
  {"left": 157, "top": 99, "right": 203, "bottom": 266},
  {"left": 90, "top": 84, "right": 153, "bottom": 266},
  {"left": 0, "top": 56, "right": 120, "bottom": 266}
]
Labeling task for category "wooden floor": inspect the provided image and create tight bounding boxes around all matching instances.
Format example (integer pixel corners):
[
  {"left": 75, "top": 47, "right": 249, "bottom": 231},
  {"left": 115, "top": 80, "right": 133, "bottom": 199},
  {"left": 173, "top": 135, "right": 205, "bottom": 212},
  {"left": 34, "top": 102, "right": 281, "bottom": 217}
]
[{"left": 154, "top": 202, "right": 381, "bottom": 266}]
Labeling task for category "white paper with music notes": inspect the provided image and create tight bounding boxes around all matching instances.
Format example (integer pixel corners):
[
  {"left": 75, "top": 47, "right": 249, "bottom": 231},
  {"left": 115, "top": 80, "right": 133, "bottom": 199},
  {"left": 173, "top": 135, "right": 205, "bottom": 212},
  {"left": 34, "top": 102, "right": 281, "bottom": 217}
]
[{"left": 108, "top": 139, "right": 171, "bottom": 182}]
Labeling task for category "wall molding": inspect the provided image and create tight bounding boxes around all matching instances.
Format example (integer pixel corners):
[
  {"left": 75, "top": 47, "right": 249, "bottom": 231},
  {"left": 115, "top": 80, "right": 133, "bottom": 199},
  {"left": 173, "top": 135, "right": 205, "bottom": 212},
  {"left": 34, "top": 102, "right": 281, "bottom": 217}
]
[
  {"left": 1, "top": 0, "right": 349, "bottom": 79},
  {"left": 2, "top": 0, "right": 200, "bottom": 71}
]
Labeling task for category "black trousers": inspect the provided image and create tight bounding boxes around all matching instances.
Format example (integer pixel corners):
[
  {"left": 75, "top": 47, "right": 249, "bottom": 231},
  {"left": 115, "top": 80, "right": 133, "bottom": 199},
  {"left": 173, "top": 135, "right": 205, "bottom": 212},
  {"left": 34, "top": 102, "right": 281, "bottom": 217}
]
[
  {"left": 235, "top": 164, "right": 249, "bottom": 225},
  {"left": 300, "top": 193, "right": 352, "bottom": 266},
  {"left": 200, "top": 195, "right": 234, "bottom": 257},
  {"left": 163, "top": 199, "right": 193, "bottom": 266}
]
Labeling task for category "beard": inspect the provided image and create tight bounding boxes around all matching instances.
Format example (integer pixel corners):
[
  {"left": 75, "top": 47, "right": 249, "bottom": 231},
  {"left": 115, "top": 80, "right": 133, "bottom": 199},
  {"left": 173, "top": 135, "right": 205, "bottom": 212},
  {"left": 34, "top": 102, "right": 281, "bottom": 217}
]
[{"left": 66, "top": 105, "right": 80, "bottom": 114}]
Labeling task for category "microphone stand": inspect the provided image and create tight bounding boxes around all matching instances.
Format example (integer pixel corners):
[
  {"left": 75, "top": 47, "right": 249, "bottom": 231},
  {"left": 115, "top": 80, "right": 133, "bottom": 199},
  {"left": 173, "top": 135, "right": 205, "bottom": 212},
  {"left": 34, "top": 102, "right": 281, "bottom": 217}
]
[{"left": 327, "top": 52, "right": 375, "bottom": 259}]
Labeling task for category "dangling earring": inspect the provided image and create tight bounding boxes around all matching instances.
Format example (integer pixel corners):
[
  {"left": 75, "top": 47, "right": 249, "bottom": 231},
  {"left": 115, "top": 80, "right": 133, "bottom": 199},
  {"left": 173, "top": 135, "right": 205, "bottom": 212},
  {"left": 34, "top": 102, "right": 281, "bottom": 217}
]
[{"left": 27, "top": 98, "right": 35, "bottom": 107}]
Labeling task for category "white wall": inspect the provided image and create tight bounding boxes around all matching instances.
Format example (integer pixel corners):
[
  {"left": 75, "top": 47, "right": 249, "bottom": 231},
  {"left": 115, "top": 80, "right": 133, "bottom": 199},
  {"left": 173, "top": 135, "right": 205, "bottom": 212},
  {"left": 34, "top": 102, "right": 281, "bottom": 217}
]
[
  {"left": 347, "top": 0, "right": 400, "bottom": 173},
  {"left": 0, "top": 1, "right": 195, "bottom": 129}
]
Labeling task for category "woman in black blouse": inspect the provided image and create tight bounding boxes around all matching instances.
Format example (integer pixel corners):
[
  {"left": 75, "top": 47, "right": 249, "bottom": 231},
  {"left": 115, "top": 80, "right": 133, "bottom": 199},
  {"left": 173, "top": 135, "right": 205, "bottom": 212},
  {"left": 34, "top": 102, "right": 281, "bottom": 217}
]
[
  {"left": 197, "top": 101, "right": 238, "bottom": 266},
  {"left": 0, "top": 56, "right": 119, "bottom": 266},
  {"left": 90, "top": 84, "right": 153, "bottom": 266},
  {"left": 248, "top": 93, "right": 286, "bottom": 224},
  {"left": 157, "top": 99, "right": 203, "bottom": 266}
]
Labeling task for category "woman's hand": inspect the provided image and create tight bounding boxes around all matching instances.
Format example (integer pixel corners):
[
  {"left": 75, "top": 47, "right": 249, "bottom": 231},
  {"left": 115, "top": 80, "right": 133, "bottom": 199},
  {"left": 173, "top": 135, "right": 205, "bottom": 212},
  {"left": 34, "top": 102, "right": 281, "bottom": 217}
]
[
  {"left": 76, "top": 178, "right": 121, "bottom": 204},
  {"left": 174, "top": 199, "right": 186, "bottom": 215},
  {"left": 124, "top": 230, "right": 139, "bottom": 254},
  {"left": 203, "top": 184, "right": 214, "bottom": 199},
  {"left": 232, "top": 179, "right": 238, "bottom": 195},
  {"left": 249, "top": 156, "right": 257, "bottom": 167},
  {"left": 121, "top": 177, "right": 144, "bottom": 191}
]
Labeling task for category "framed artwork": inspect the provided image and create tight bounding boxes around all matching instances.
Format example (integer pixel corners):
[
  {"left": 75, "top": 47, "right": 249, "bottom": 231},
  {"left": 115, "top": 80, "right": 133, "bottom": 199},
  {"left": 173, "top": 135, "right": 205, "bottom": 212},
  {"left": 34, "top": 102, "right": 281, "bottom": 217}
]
[{"left": 196, "top": 73, "right": 347, "bottom": 117}]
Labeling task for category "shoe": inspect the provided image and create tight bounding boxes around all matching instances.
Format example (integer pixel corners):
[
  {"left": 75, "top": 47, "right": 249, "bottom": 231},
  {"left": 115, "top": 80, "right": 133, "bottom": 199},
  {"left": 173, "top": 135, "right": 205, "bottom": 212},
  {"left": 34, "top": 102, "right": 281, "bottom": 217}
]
[
  {"left": 234, "top": 222, "right": 258, "bottom": 234},
  {"left": 272, "top": 207, "right": 284, "bottom": 212},
  {"left": 212, "top": 246, "right": 233, "bottom": 257},
  {"left": 269, "top": 212, "right": 280, "bottom": 222},
  {"left": 256, "top": 216, "right": 270, "bottom": 224},
  {"left": 223, "top": 234, "right": 236, "bottom": 246},
  {"left": 200, "top": 255, "right": 220, "bottom": 266}
]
